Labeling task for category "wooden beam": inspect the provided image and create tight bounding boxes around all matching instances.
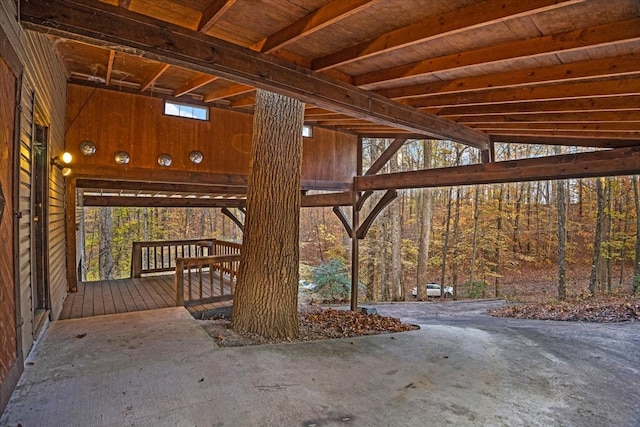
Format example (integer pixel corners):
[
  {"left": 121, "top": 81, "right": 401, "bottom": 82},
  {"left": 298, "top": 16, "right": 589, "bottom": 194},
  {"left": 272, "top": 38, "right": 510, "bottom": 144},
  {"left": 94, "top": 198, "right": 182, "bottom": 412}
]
[
  {"left": 436, "top": 95, "right": 640, "bottom": 117},
  {"left": 174, "top": 74, "right": 217, "bottom": 97},
  {"left": 487, "top": 130, "right": 639, "bottom": 140},
  {"left": 356, "top": 147, "right": 640, "bottom": 191},
  {"left": 72, "top": 164, "right": 248, "bottom": 186},
  {"left": 221, "top": 207, "right": 244, "bottom": 231},
  {"left": 311, "top": 0, "right": 582, "bottom": 71},
  {"left": 474, "top": 122, "right": 640, "bottom": 132},
  {"left": 139, "top": 63, "right": 170, "bottom": 92},
  {"left": 377, "top": 53, "right": 640, "bottom": 100},
  {"left": 489, "top": 135, "right": 640, "bottom": 148},
  {"left": 356, "top": 189, "right": 397, "bottom": 239},
  {"left": 355, "top": 18, "right": 640, "bottom": 88},
  {"left": 198, "top": 0, "right": 237, "bottom": 33},
  {"left": 229, "top": 95, "right": 255, "bottom": 108},
  {"left": 259, "top": 0, "right": 379, "bottom": 54},
  {"left": 203, "top": 83, "right": 254, "bottom": 103},
  {"left": 75, "top": 179, "right": 247, "bottom": 195},
  {"left": 20, "top": 0, "right": 489, "bottom": 149},
  {"left": 332, "top": 206, "right": 352, "bottom": 235},
  {"left": 301, "top": 191, "right": 353, "bottom": 207},
  {"left": 365, "top": 138, "right": 407, "bottom": 175},
  {"left": 456, "top": 111, "right": 640, "bottom": 124},
  {"left": 105, "top": 50, "right": 115, "bottom": 85},
  {"left": 408, "top": 76, "right": 640, "bottom": 109},
  {"left": 83, "top": 195, "right": 246, "bottom": 208}
]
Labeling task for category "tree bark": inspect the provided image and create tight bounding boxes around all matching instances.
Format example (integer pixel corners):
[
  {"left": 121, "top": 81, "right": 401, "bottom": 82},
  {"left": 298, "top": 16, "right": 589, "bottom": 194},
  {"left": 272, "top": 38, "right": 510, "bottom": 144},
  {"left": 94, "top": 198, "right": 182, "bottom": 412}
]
[
  {"left": 553, "top": 145, "right": 567, "bottom": 300},
  {"left": 231, "top": 90, "right": 304, "bottom": 340},
  {"left": 590, "top": 177, "right": 606, "bottom": 296},
  {"left": 634, "top": 176, "right": 640, "bottom": 294},
  {"left": 98, "top": 207, "right": 114, "bottom": 280},
  {"left": 390, "top": 151, "right": 403, "bottom": 301},
  {"left": 416, "top": 140, "right": 432, "bottom": 301}
]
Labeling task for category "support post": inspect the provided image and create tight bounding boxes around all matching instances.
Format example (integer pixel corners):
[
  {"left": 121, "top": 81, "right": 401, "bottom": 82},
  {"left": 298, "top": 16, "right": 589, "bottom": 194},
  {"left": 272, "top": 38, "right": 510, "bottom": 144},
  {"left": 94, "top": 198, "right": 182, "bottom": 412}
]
[
  {"left": 65, "top": 177, "right": 78, "bottom": 292},
  {"left": 351, "top": 188, "right": 359, "bottom": 312}
]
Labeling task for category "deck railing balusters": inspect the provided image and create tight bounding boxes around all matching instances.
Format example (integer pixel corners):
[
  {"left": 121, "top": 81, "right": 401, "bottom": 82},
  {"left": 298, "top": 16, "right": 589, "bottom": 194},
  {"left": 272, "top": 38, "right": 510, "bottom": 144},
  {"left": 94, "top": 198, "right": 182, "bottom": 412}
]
[
  {"left": 173, "top": 254, "right": 240, "bottom": 307},
  {"left": 131, "top": 238, "right": 241, "bottom": 278}
]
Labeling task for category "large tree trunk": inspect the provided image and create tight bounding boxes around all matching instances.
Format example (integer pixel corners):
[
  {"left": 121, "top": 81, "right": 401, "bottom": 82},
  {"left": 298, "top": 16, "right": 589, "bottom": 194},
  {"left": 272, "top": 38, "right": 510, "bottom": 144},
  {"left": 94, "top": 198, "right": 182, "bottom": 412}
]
[
  {"left": 231, "top": 90, "right": 304, "bottom": 340},
  {"left": 416, "top": 140, "right": 432, "bottom": 301}
]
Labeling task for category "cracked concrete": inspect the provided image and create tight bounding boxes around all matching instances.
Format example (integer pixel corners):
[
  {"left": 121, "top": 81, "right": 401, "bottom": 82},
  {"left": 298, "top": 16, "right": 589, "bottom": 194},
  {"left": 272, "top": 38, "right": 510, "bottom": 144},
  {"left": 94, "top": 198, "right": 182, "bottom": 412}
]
[{"left": 1, "top": 302, "right": 639, "bottom": 426}]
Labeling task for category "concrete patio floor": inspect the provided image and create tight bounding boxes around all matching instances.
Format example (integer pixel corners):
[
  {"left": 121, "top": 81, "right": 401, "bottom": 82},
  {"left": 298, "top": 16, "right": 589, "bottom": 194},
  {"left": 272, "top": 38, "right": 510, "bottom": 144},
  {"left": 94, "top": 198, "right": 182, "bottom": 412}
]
[{"left": 2, "top": 303, "right": 639, "bottom": 426}]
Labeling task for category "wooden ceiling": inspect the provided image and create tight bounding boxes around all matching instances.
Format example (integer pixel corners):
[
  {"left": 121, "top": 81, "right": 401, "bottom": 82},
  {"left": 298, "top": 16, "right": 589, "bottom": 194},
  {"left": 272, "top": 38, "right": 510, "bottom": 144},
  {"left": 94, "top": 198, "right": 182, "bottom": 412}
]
[{"left": 22, "top": 0, "right": 640, "bottom": 150}]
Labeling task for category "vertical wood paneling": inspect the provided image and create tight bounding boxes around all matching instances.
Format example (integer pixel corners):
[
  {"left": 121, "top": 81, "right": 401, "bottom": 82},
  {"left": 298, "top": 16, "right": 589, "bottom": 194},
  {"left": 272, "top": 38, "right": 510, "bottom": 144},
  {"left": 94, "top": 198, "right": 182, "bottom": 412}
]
[
  {"left": 65, "top": 86, "right": 357, "bottom": 183},
  {"left": 0, "top": 52, "right": 19, "bottom": 413}
]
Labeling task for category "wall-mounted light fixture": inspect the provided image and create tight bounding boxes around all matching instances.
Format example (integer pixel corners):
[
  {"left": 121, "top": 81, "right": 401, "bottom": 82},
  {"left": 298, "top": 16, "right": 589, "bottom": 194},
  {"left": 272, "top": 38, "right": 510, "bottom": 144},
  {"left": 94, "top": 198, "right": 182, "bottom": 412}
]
[
  {"left": 51, "top": 151, "right": 72, "bottom": 176},
  {"left": 114, "top": 151, "right": 130, "bottom": 165},
  {"left": 189, "top": 150, "right": 203, "bottom": 164},
  {"left": 79, "top": 140, "right": 96, "bottom": 156},
  {"left": 158, "top": 153, "right": 172, "bottom": 167}
]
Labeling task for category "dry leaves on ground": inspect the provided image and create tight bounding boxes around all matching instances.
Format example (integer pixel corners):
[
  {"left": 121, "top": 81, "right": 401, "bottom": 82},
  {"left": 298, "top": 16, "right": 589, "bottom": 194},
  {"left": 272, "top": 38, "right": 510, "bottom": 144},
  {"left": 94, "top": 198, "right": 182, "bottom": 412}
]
[
  {"left": 198, "top": 306, "right": 419, "bottom": 347},
  {"left": 488, "top": 296, "right": 640, "bottom": 322}
]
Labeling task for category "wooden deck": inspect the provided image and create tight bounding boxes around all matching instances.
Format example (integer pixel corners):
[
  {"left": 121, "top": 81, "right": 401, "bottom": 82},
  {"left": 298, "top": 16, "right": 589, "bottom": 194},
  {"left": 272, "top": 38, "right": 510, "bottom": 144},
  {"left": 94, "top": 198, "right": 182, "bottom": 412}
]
[{"left": 59, "top": 273, "right": 233, "bottom": 320}]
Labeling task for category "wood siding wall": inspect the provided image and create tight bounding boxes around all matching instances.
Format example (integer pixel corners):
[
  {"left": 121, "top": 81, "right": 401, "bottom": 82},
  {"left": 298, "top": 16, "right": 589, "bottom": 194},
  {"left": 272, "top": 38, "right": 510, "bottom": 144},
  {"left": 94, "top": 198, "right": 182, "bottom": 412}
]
[
  {"left": 17, "top": 78, "right": 35, "bottom": 356},
  {"left": 0, "top": 48, "right": 20, "bottom": 415},
  {"left": 65, "top": 85, "right": 357, "bottom": 183},
  {"left": 1, "top": 1, "right": 68, "bottom": 351}
]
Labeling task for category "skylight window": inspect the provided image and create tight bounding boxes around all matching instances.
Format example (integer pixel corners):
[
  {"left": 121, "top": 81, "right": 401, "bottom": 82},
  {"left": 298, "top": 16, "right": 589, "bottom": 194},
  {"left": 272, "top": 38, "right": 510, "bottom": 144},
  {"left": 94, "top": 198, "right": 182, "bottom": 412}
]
[{"left": 164, "top": 101, "right": 209, "bottom": 121}]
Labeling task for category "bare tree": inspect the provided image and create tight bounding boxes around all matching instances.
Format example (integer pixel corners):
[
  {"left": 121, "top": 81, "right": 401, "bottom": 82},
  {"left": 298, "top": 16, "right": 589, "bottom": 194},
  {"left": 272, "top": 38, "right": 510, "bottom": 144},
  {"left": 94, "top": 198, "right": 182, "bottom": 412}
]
[{"left": 416, "top": 140, "right": 432, "bottom": 301}]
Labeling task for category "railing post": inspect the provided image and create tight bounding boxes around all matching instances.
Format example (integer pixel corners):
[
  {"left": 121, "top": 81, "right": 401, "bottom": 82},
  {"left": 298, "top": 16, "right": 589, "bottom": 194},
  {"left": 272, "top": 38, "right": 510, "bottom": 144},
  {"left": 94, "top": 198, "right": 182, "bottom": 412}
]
[
  {"left": 131, "top": 242, "right": 143, "bottom": 278},
  {"left": 175, "top": 258, "right": 185, "bottom": 306}
]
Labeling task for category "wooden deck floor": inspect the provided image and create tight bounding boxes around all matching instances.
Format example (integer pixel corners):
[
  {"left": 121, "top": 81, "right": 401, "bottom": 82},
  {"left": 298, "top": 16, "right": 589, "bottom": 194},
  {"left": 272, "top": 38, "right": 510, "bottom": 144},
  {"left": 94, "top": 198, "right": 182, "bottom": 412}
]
[{"left": 59, "top": 274, "right": 233, "bottom": 320}]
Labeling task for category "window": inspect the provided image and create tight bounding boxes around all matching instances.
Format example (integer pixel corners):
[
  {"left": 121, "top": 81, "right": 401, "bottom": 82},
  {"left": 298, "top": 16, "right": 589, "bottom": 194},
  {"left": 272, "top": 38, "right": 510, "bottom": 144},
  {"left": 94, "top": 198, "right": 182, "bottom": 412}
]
[
  {"left": 302, "top": 124, "right": 313, "bottom": 138},
  {"left": 164, "top": 101, "right": 209, "bottom": 121}
]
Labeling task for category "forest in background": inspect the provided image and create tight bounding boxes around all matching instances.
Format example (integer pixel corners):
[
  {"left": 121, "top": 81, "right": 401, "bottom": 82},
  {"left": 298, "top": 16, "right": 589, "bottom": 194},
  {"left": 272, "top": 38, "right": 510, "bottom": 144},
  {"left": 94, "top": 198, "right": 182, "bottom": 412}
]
[{"left": 82, "top": 140, "right": 640, "bottom": 303}]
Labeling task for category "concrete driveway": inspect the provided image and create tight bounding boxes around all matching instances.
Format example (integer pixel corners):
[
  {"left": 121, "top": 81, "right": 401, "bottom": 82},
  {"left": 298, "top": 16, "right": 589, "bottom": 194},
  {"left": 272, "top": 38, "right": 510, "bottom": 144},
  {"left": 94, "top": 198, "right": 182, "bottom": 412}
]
[{"left": 1, "top": 301, "right": 639, "bottom": 426}]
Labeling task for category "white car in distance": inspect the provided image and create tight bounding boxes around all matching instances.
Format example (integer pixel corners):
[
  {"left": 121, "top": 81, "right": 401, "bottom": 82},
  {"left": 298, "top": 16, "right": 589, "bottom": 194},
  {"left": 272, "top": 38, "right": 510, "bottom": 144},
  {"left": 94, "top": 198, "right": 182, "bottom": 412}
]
[{"left": 412, "top": 283, "right": 453, "bottom": 298}]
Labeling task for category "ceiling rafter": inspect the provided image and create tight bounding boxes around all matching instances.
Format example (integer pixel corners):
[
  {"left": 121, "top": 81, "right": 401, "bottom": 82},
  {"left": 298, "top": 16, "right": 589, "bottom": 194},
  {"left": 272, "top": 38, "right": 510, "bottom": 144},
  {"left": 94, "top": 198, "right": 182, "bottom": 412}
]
[
  {"left": 455, "top": 111, "right": 640, "bottom": 124},
  {"left": 377, "top": 53, "right": 640, "bottom": 100},
  {"left": 408, "top": 76, "right": 640, "bottom": 109},
  {"left": 257, "top": 0, "right": 380, "bottom": 54},
  {"left": 204, "top": 83, "right": 254, "bottom": 103},
  {"left": 203, "top": 0, "right": 379, "bottom": 105},
  {"left": 474, "top": 122, "right": 640, "bottom": 132},
  {"left": 311, "top": 0, "right": 583, "bottom": 71},
  {"left": 105, "top": 50, "right": 115, "bottom": 85},
  {"left": 21, "top": 0, "right": 490, "bottom": 148},
  {"left": 487, "top": 129, "right": 639, "bottom": 139},
  {"left": 139, "top": 63, "right": 171, "bottom": 92},
  {"left": 174, "top": 74, "right": 218, "bottom": 97},
  {"left": 354, "top": 17, "right": 640, "bottom": 88},
  {"left": 198, "top": 0, "right": 237, "bottom": 33},
  {"left": 434, "top": 96, "right": 640, "bottom": 117}
]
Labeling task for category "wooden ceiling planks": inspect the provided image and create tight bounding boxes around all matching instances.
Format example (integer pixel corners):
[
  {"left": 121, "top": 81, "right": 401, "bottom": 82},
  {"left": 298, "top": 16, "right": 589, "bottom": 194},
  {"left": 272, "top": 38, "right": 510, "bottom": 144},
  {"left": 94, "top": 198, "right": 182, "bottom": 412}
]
[{"left": 27, "top": 0, "right": 640, "bottom": 147}]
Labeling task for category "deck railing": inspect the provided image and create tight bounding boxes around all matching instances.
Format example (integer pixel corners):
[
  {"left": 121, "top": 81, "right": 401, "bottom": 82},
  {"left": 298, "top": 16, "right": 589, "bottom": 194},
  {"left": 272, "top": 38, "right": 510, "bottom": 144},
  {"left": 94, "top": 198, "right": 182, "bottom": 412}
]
[
  {"left": 175, "top": 254, "right": 241, "bottom": 306},
  {"left": 130, "top": 238, "right": 242, "bottom": 278}
]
